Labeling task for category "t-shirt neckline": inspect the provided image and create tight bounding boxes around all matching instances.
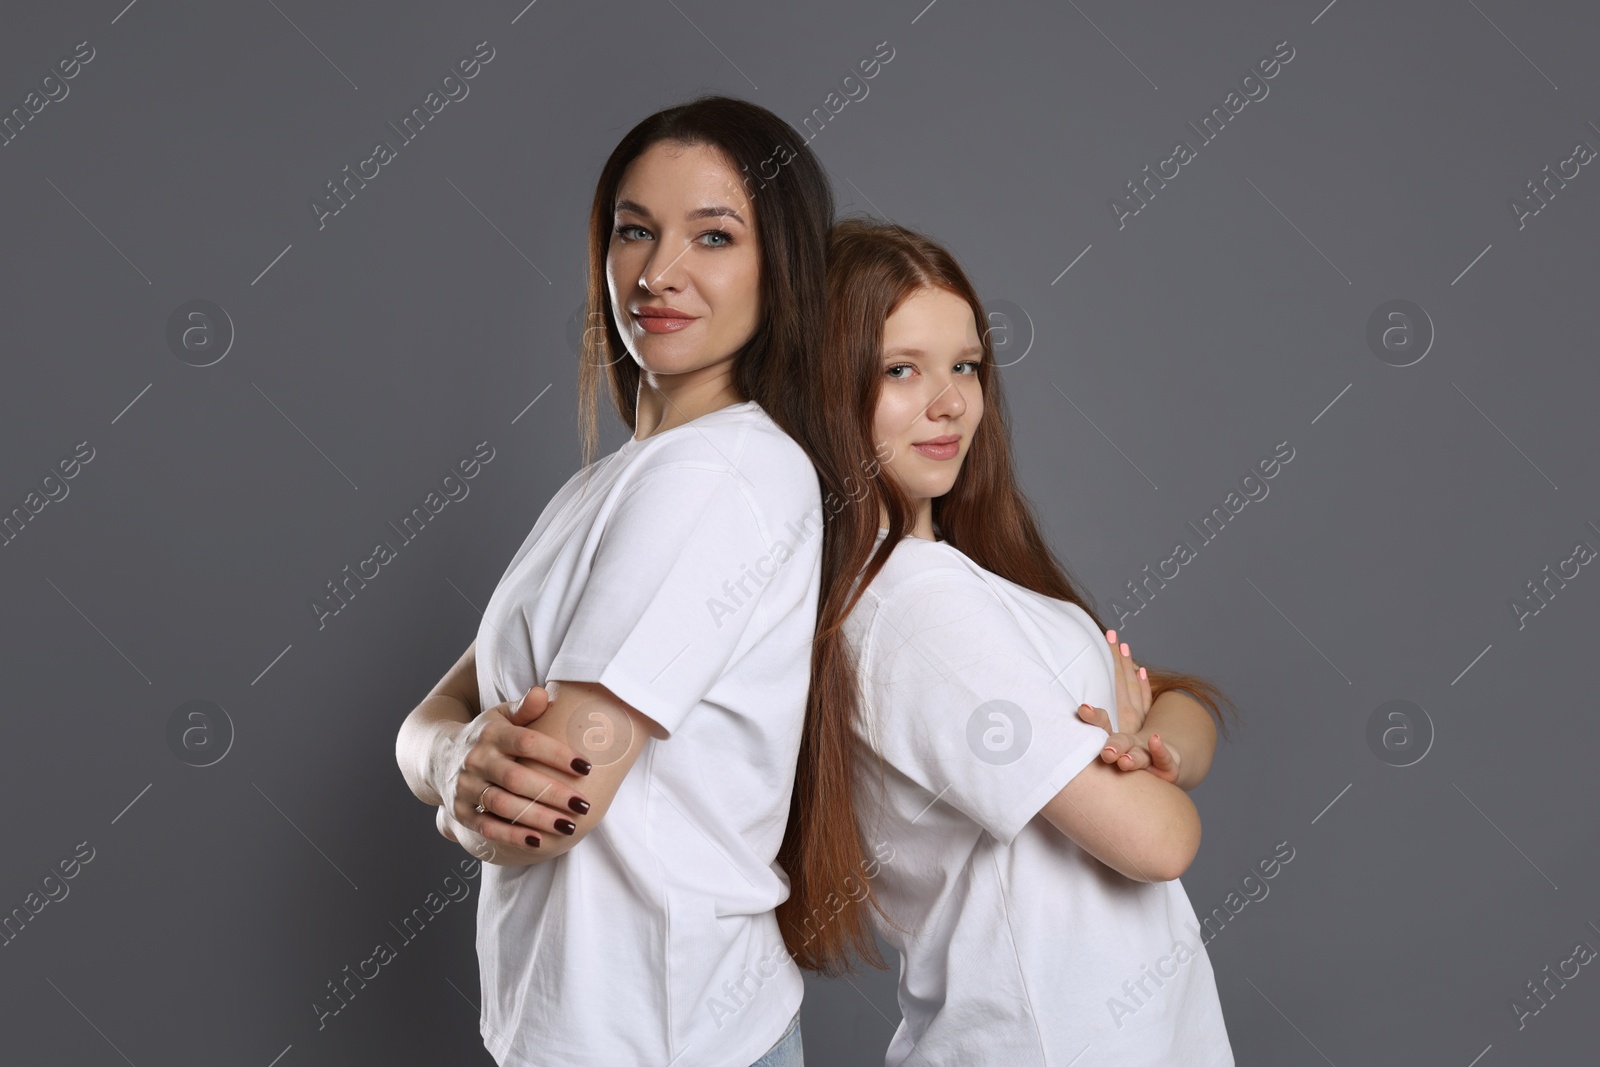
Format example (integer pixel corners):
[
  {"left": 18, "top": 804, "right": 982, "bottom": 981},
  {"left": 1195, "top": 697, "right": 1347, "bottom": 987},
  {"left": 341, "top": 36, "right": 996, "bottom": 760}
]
[
  {"left": 621, "top": 399, "right": 758, "bottom": 454},
  {"left": 877, "top": 526, "right": 945, "bottom": 544}
]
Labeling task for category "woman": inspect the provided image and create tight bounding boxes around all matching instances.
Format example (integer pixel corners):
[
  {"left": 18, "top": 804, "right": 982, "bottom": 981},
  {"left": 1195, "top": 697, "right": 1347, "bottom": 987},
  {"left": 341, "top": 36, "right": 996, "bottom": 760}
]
[
  {"left": 393, "top": 96, "right": 847, "bottom": 1067},
  {"left": 794, "top": 217, "right": 1238, "bottom": 1064}
]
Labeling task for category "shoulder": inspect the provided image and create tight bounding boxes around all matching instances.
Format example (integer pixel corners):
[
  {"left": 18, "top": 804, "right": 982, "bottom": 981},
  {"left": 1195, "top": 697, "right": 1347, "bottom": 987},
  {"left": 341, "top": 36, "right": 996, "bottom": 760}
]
[
  {"left": 874, "top": 537, "right": 988, "bottom": 596},
  {"left": 848, "top": 539, "right": 998, "bottom": 643},
  {"left": 629, "top": 402, "right": 817, "bottom": 492},
  {"left": 618, "top": 402, "right": 819, "bottom": 545}
]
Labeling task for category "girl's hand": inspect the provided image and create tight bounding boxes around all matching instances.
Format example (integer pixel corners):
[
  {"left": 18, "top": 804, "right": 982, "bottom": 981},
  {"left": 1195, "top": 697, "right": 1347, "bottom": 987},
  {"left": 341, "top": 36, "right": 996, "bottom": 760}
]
[
  {"left": 432, "top": 684, "right": 594, "bottom": 862},
  {"left": 1076, "top": 703, "right": 1183, "bottom": 786},
  {"left": 1075, "top": 630, "right": 1183, "bottom": 786},
  {"left": 1107, "top": 628, "right": 1152, "bottom": 735}
]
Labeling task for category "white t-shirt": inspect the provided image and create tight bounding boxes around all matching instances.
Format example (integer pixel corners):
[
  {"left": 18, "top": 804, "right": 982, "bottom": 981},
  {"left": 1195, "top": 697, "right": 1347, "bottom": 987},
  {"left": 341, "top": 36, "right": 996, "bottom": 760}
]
[
  {"left": 843, "top": 529, "right": 1234, "bottom": 1067},
  {"left": 472, "top": 400, "right": 823, "bottom": 1067}
]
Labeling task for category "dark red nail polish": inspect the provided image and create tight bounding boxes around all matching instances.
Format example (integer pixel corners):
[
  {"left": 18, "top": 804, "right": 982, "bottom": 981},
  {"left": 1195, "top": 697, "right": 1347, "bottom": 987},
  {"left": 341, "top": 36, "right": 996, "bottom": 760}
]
[
  {"left": 555, "top": 818, "right": 577, "bottom": 836},
  {"left": 525, "top": 835, "right": 540, "bottom": 848},
  {"left": 571, "top": 758, "right": 592, "bottom": 775},
  {"left": 568, "top": 797, "right": 591, "bottom": 815}
]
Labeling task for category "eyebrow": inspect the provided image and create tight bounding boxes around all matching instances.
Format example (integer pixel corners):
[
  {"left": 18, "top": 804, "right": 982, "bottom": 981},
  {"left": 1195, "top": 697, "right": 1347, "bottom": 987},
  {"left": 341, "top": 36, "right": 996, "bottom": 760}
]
[
  {"left": 614, "top": 199, "right": 748, "bottom": 226},
  {"left": 882, "top": 345, "right": 985, "bottom": 358}
]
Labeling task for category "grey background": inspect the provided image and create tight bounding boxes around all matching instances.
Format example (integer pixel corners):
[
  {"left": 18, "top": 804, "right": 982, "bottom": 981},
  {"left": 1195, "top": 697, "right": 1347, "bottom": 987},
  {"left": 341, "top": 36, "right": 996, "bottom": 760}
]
[{"left": 2, "top": 0, "right": 1596, "bottom": 1064}]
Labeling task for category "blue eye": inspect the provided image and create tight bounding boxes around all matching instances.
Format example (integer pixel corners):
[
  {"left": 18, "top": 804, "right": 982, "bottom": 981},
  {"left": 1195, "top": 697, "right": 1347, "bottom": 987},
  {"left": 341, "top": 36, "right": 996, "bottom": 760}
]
[
  {"left": 701, "top": 230, "right": 733, "bottom": 248},
  {"left": 614, "top": 223, "right": 649, "bottom": 241}
]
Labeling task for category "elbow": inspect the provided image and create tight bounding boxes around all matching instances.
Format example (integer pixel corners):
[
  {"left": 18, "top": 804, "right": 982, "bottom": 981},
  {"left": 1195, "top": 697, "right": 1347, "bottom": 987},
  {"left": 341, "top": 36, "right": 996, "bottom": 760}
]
[
  {"left": 478, "top": 826, "right": 585, "bottom": 866},
  {"left": 483, "top": 850, "right": 545, "bottom": 867},
  {"left": 523, "top": 812, "right": 602, "bottom": 860},
  {"left": 532, "top": 835, "right": 583, "bottom": 861},
  {"left": 1144, "top": 809, "right": 1202, "bottom": 883},
  {"left": 1145, "top": 844, "right": 1198, "bottom": 883}
]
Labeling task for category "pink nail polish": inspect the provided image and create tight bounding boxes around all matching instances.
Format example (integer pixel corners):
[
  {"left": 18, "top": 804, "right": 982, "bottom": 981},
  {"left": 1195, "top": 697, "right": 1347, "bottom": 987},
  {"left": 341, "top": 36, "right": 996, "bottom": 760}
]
[
  {"left": 1120, "top": 642, "right": 1131, "bottom": 657},
  {"left": 1106, "top": 629, "right": 1117, "bottom": 643}
]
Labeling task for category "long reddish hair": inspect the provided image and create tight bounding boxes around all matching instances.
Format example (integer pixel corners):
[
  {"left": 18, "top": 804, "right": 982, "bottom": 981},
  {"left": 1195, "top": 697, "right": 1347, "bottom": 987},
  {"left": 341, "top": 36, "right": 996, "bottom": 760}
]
[{"left": 776, "top": 216, "right": 1238, "bottom": 975}]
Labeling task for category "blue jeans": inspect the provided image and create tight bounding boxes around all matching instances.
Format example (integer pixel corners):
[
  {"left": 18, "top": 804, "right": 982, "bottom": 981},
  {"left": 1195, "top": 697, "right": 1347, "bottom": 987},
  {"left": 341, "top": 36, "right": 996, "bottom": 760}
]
[{"left": 747, "top": 1009, "right": 802, "bottom": 1067}]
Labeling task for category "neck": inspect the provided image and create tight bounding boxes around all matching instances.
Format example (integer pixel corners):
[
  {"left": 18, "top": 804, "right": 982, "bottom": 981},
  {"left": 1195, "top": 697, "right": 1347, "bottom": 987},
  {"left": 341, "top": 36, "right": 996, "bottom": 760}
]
[
  {"left": 879, "top": 499, "right": 939, "bottom": 541},
  {"left": 633, "top": 363, "right": 741, "bottom": 440}
]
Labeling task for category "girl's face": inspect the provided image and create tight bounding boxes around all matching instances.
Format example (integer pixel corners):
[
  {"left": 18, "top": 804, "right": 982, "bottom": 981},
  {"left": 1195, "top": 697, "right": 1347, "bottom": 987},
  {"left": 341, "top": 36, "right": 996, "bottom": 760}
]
[
  {"left": 606, "top": 140, "right": 762, "bottom": 383},
  {"left": 872, "top": 287, "right": 985, "bottom": 521}
]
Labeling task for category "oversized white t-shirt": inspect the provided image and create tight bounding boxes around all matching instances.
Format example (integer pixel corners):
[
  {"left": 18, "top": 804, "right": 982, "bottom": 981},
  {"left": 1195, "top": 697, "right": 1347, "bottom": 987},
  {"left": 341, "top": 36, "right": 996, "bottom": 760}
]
[
  {"left": 472, "top": 400, "right": 823, "bottom": 1067},
  {"left": 843, "top": 529, "right": 1234, "bottom": 1067}
]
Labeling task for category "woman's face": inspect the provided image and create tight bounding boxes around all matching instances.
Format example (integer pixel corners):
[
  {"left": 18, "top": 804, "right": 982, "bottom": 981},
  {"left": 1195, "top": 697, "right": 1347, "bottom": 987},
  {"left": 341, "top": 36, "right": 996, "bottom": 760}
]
[
  {"left": 606, "top": 140, "right": 762, "bottom": 382},
  {"left": 871, "top": 286, "right": 985, "bottom": 511}
]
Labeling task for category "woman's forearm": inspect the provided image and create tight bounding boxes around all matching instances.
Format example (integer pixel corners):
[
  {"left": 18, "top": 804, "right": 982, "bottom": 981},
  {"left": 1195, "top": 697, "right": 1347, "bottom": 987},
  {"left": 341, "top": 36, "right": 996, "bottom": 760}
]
[
  {"left": 398, "top": 640, "right": 483, "bottom": 806},
  {"left": 1142, "top": 689, "right": 1217, "bottom": 791},
  {"left": 396, "top": 693, "right": 473, "bottom": 806}
]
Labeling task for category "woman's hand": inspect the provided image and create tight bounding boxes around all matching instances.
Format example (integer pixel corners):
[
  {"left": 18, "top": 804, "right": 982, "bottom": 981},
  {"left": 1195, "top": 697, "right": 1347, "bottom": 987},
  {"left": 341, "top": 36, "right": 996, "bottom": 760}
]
[
  {"left": 1076, "top": 629, "right": 1183, "bottom": 786},
  {"left": 430, "top": 684, "right": 595, "bottom": 863}
]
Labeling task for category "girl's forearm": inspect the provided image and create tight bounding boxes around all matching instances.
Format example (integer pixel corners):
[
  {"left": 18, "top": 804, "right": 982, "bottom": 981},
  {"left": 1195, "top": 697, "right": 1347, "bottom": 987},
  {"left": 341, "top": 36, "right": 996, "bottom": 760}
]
[
  {"left": 1142, "top": 689, "right": 1217, "bottom": 790},
  {"left": 1043, "top": 760, "right": 1202, "bottom": 882}
]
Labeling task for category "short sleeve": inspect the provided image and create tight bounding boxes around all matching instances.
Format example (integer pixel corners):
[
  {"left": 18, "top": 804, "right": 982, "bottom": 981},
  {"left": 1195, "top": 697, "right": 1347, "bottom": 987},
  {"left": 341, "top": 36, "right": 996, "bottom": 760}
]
[
  {"left": 854, "top": 571, "right": 1114, "bottom": 846},
  {"left": 545, "top": 463, "right": 775, "bottom": 738}
]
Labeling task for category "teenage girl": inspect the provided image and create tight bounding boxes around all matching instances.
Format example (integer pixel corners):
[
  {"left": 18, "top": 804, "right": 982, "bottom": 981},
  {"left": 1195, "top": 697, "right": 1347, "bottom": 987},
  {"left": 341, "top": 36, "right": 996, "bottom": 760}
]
[
  {"left": 394, "top": 96, "right": 850, "bottom": 1067},
  {"left": 783, "top": 217, "right": 1238, "bottom": 1065}
]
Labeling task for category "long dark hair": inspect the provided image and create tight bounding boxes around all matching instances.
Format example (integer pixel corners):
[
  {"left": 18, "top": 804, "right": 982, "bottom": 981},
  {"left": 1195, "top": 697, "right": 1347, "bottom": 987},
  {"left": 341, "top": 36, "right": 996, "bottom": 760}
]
[
  {"left": 573, "top": 97, "right": 892, "bottom": 975},
  {"left": 578, "top": 94, "right": 832, "bottom": 467},
  {"left": 782, "top": 216, "right": 1240, "bottom": 974}
]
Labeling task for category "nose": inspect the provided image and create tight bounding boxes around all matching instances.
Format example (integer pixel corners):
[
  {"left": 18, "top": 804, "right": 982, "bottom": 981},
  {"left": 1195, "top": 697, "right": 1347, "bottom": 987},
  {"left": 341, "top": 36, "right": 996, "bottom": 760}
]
[
  {"left": 924, "top": 374, "right": 968, "bottom": 421},
  {"left": 638, "top": 233, "right": 692, "bottom": 295}
]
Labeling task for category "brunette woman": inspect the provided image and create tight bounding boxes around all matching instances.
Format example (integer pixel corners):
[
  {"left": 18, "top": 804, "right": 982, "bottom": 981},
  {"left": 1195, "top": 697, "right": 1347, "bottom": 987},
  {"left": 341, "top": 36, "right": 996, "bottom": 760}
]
[{"left": 394, "top": 96, "right": 849, "bottom": 1067}]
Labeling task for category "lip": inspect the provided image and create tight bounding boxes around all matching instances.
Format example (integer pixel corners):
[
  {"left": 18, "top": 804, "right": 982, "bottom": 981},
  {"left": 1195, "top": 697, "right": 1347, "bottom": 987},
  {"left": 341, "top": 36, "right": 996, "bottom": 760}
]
[
  {"left": 632, "top": 306, "right": 698, "bottom": 335},
  {"left": 911, "top": 433, "right": 961, "bottom": 460}
]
